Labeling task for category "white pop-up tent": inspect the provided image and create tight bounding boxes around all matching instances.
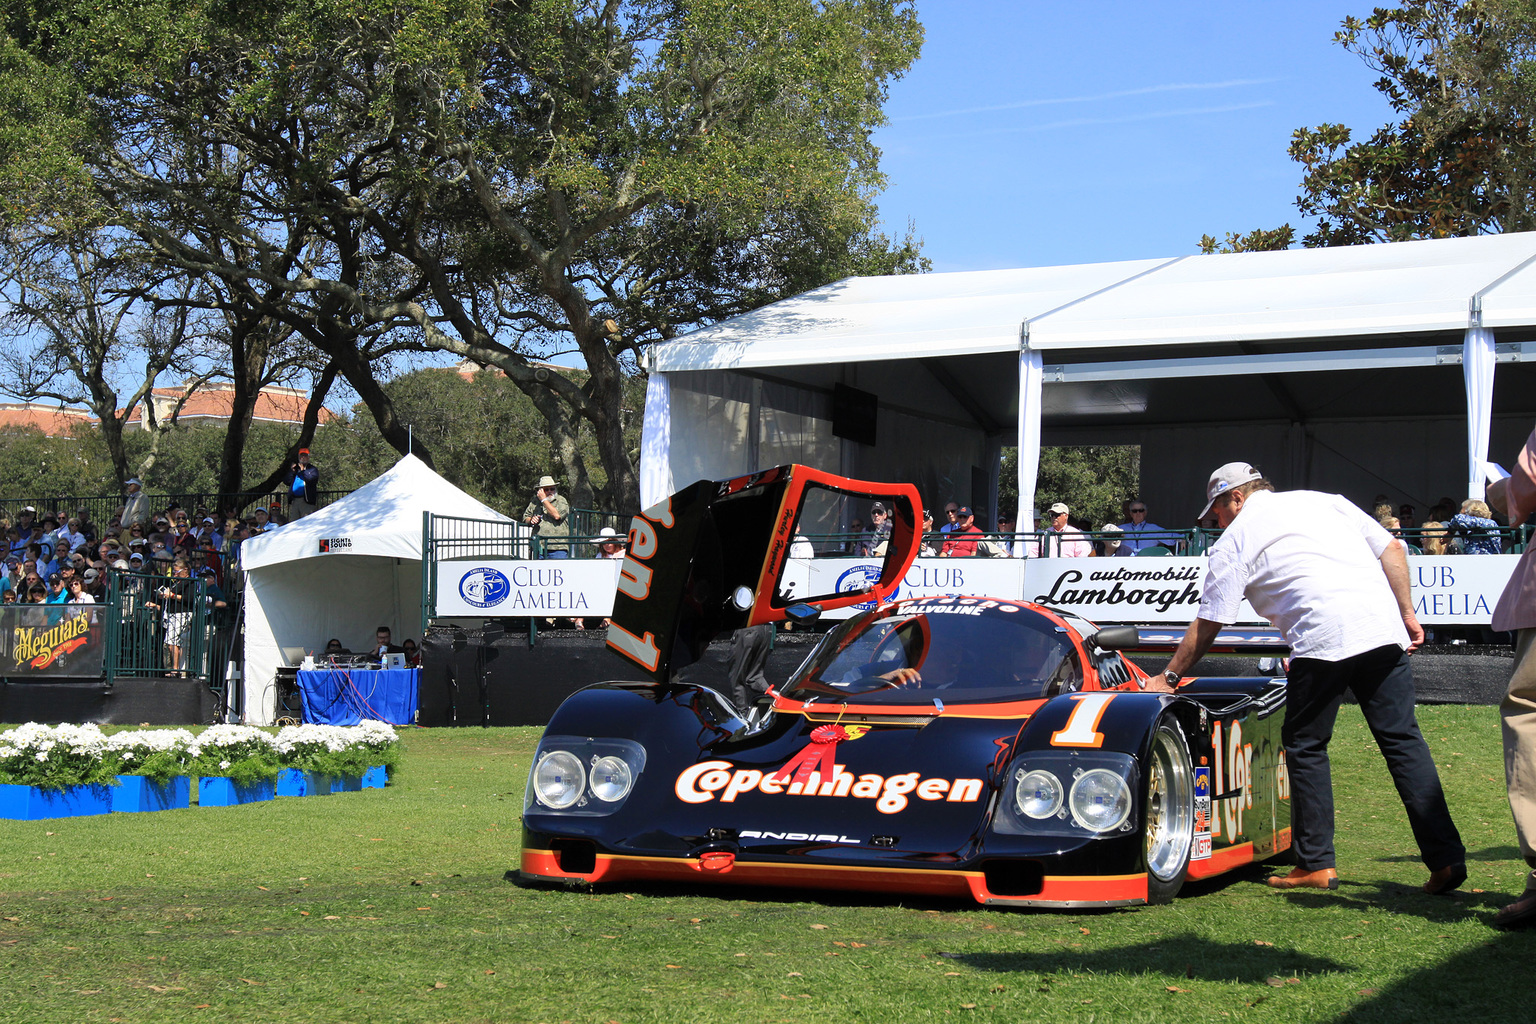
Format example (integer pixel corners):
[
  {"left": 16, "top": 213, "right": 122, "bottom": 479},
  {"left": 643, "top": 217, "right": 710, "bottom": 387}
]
[
  {"left": 239, "top": 454, "right": 511, "bottom": 725},
  {"left": 640, "top": 232, "right": 1536, "bottom": 525}
]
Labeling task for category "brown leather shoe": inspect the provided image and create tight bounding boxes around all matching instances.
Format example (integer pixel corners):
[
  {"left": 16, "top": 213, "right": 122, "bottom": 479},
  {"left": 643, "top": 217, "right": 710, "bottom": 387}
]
[
  {"left": 1266, "top": 867, "right": 1339, "bottom": 890},
  {"left": 1424, "top": 863, "right": 1467, "bottom": 895},
  {"left": 1494, "top": 891, "right": 1536, "bottom": 928}
]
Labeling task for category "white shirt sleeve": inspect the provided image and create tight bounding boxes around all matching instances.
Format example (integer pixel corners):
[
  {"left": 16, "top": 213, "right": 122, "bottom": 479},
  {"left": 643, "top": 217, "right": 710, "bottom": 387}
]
[
  {"left": 1197, "top": 543, "right": 1247, "bottom": 624},
  {"left": 1337, "top": 496, "right": 1395, "bottom": 558}
]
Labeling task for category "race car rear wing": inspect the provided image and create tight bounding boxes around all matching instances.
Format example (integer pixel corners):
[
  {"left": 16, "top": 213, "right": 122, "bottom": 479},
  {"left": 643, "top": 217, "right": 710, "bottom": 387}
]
[{"left": 606, "top": 465, "right": 922, "bottom": 683}]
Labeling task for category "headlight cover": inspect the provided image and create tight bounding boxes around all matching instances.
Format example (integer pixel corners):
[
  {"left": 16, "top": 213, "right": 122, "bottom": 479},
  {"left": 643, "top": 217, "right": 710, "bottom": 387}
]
[
  {"left": 993, "top": 750, "right": 1137, "bottom": 838},
  {"left": 524, "top": 736, "right": 647, "bottom": 815},
  {"left": 1014, "top": 769, "right": 1064, "bottom": 819},
  {"left": 1069, "top": 768, "right": 1132, "bottom": 832}
]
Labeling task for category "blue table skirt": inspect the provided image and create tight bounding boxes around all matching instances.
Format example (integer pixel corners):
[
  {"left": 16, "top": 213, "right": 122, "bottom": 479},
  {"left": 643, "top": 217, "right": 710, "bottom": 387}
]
[{"left": 296, "top": 668, "right": 419, "bottom": 726}]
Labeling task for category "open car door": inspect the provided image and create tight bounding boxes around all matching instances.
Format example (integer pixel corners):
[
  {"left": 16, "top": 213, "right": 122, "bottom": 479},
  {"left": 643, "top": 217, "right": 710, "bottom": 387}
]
[{"left": 606, "top": 465, "right": 922, "bottom": 682}]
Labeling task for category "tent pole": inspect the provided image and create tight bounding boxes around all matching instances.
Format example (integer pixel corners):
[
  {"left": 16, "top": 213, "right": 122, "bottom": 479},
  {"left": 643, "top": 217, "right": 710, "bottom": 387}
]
[{"left": 1017, "top": 327, "right": 1043, "bottom": 531}]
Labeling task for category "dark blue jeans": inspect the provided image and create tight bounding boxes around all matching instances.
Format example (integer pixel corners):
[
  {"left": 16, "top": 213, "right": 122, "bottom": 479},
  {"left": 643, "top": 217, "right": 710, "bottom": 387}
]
[{"left": 1283, "top": 644, "right": 1465, "bottom": 872}]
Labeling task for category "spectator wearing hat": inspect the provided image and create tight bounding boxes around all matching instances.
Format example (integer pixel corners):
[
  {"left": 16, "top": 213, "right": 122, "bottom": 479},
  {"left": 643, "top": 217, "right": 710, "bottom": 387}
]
[
  {"left": 939, "top": 506, "right": 985, "bottom": 557},
  {"left": 15, "top": 506, "right": 36, "bottom": 533},
  {"left": 1042, "top": 502, "right": 1091, "bottom": 558},
  {"left": 283, "top": 447, "right": 320, "bottom": 519},
  {"left": 1099, "top": 522, "right": 1124, "bottom": 556},
  {"left": 43, "top": 571, "right": 69, "bottom": 625},
  {"left": 121, "top": 478, "right": 150, "bottom": 529},
  {"left": 861, "top": 502, "right": 893, "bottom": 556},
  {"left": 596, "top": 527, "right": 626, "bottom": 559},
  {"left": 55, "top": 516, "right": 88, "bottom": 554},
  {"left": 1148, "top": 461, "right": 1464, "bottom": 895},
  {"left": 522, "top": 476, "right": 570, "bottom": 558}
]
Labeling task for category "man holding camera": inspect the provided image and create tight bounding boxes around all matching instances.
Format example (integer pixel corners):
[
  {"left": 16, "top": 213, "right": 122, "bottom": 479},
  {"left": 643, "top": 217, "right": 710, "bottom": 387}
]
[
  {"left": 283, "top": 448, "right": 320, "bottom": 519},
  {"left": 522, "top": 475, "right": 570, "bottom": 558}
]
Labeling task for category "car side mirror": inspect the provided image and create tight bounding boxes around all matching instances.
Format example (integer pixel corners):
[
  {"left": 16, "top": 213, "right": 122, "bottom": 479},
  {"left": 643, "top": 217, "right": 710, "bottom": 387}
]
[{"left": 1088, "top": 625, "right": 1139, "bottom": 651}]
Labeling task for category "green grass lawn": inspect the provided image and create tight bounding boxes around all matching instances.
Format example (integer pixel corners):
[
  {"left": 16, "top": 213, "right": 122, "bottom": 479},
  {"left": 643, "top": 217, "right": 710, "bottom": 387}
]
[{"left": 2, "top": 706, "right": 1534, "bottom": 1023}]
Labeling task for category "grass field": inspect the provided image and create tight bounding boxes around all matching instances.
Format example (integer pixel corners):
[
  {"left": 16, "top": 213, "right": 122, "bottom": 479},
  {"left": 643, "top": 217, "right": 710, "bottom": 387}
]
[{"left": 2, "top": 705, "right": 1534, "bottom": 1023}]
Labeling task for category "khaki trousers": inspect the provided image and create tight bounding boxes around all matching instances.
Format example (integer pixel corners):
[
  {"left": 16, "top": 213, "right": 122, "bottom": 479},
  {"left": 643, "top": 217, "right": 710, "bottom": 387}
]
[{"left": 1501, "top": 628, "right": 1536, "bottom": 891}]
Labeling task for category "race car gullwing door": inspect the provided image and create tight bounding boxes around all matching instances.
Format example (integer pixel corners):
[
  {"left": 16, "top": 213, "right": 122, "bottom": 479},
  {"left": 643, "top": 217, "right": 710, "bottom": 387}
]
[{"left": 606, "top": 465, "right": 921, "bottom": 682}]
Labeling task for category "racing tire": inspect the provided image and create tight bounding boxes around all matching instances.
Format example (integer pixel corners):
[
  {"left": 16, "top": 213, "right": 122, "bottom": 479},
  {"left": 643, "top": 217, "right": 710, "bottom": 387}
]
[{"left": 1142, "top": 718, "right": 1195, "bottom": 905}]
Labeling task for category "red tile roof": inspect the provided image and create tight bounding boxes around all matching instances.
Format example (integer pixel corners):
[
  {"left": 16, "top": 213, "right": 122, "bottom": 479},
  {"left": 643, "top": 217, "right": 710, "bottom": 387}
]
[{"left": 0, "top": 403, "right": 95, "bottom": 438}]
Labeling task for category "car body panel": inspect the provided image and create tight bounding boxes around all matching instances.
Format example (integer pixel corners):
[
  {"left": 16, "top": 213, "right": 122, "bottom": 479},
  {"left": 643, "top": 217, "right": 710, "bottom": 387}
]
[{"left": 528, "top": 466, "right": 1291, "bottom": 908}]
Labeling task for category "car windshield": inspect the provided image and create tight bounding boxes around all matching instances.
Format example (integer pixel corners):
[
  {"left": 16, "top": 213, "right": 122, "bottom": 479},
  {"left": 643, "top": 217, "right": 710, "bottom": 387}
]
[{"left": 783, "top": 598, "right": 1083, "bottom": 704}]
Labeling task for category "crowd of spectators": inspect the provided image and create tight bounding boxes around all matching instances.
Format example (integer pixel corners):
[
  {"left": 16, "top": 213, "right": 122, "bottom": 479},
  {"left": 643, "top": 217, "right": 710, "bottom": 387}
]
[{"left": 0, "top": 483, "right": 296, "bottom": 676}]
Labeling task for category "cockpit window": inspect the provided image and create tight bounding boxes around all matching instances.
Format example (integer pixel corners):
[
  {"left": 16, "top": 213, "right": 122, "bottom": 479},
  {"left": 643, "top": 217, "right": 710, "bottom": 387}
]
[{"left": 783, "top": 599, "right": 1082, "bottom": 704}]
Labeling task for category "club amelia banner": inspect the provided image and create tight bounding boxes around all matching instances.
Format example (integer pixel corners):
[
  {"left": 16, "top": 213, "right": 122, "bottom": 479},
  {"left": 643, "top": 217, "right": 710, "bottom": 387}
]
[
  {"left": 0, "top": 605, "right": 107, "bottom": 678},
  {"left": 435, "top": 554, "right": 1519, "bottom": 626}
]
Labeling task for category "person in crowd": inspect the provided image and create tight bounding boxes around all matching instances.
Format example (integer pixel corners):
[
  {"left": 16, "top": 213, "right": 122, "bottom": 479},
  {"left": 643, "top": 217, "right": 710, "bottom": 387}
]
[
  {"left": 144, "top": 563, "right": 195, "bottom": 676},
  {"left": 994, "top": 513, "right": 1021, "bottom": 557},
  {"left": 862, "top": 502, "right": 893, "bottom": 556},
  {"left": 54, "top": 516, "right": 88, "bottom": 553},
  {"left": 65, "top": 575, "right": 94, "bottom": 605},
  {"left": 1098, "top": 523, "right": 1124, "bottom": 556},
  {"left": 6, "top": 525, "right": 24, "bottom": 558},
  {"left": 43, "top": 571, "right": 69, "bottom": 625},
  {"left": 596, "top": 527, "right": 627, "bottom": 559},
  {"left": 1483, "top": 426, "right": 1536, "bottom": 927},
  {"left": 251, "top": 507, "right": 274, "bottom": 534},
  {"left": 918, "top": 510, "right": 939, "bottom": 556},
  {"left": 121, "top": 479, "right": 150, "bottom": 529},
  {"left": 1, "top": 589, "right": 13, "bottom": 604},
  {"left": 939, "top": 506, "right": 985, "bottom": 557},
  {"left": 1419, "top": 521, "right": 1449, "bottom": 556},
  {"left": 81, "top": 567, "right": 104, "bottom": 601},
  {"left": 1450, "top": 498, "right": 1503, "bottom": 554},
  {"left": 1398, "top": 504, "right": 1417, "bottom": 529},
  {"left": 522, "top": 475, "right": 570, "bottom": 558},
  {"left": 1041, "top": 502, "right": 1091, "bottom": 558},
  {"left": 198, "top": 566, "right": 229, "bottom": 618},
  {"left": 283, "top": 447, "right": 320, "bottom": 519},
  {"left": 401, "top": 638, "right": 422, "bottom": 668},
  {"left": 1116, "top": 501, "right": 1169, "bottom": 555},
  {"left": 843, "top": 516, "right": 865, "bottom": 554},
  {"left": 939, "top": 502, "right": 960, "bottom": 536},
  {"left": 15, "top": 506, "right": 35, "bottom": 534},
  {"left": 1148, "top": 462, "right": 1465, "bottom": 895},
  {"left": 789, "top": 529, "right": 815, "bottom": 559},
  {"left": 1372, "top": 499, "right": 1395, "bottom": 525},
  {"left": 323, "top": 638, "right": 348, "bottom": 659}
]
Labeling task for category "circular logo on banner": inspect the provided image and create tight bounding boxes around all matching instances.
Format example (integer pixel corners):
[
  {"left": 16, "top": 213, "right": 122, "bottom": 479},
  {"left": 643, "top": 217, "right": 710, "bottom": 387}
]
[
  {"left": 836, "top": 564, "right": 894, "bottom": 611},
  {"left": 459, "top": 567, "right": 511, "bottom": 609}
]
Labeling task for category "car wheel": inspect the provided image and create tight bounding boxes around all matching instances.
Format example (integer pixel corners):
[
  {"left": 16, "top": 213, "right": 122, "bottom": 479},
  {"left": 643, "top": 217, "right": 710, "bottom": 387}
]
[{"left": 1143, "top": 718, "right": 1195, "bottom": 904}]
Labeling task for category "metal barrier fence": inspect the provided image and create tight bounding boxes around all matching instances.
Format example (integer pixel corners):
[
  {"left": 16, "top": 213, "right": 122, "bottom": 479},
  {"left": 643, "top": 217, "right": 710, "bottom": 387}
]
[{"left": 102, "top": 571, "right": 235, "bottom": 694}]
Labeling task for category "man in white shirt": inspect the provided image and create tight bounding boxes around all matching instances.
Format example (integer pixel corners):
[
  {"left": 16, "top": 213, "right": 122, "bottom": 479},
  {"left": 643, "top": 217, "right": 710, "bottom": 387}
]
[{"left": 1149, "top": 462, "right": 1465, "bottom": 895}]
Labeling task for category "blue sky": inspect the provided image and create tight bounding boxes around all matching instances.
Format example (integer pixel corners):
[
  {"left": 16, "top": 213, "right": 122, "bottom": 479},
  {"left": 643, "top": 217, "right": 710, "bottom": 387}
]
[{"left": 872, "top": 1, "right": 1401, "bottom": 272}]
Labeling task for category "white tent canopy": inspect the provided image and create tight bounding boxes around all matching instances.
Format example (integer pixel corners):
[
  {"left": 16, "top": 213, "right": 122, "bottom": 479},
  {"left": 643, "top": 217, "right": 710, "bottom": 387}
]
[
  {"left": 642, "top": 233, "right": 1536, "bottom": 522},
  {"left": 240, "top": 454, "right": 510, "bottom": 725}
]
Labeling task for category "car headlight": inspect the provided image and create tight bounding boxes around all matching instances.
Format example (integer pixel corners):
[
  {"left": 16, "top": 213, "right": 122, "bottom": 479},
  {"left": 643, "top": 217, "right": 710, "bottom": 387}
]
[
  {"left": 1069, "top": 768, "right": 1132, "bottom": 832},
  {"left": 1013, "top": 769, "right": 1064, "bottom": 819},
  {"left": 533, "top": 750, "right": 586, "bottom": 809},
  {"left": 524, "top": 736, "right": 648, "bottom": 816},
  {"left": 589, "top": 755, "right": 634, "bottom": 803}
]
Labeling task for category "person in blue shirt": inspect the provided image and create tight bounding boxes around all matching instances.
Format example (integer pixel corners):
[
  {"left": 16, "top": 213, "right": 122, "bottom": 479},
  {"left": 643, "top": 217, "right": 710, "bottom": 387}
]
[
  {"left": 43, "top": 572, "right": 70, "bottom": 625},
  {"left": 1116, "top": 501, "right": 1177, "bottom": 555}
]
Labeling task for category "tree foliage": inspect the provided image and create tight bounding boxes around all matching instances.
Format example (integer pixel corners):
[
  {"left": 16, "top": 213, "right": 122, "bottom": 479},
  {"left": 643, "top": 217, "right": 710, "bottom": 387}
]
[
  {"left": 0, "top": 0, "right": 925, "bottom": 509},
  {"left": 998, "top": 446, "right": 1142, "bottom": 532},
  {"left": 1204, "top": 0, "right": 1536, "bottom": 248}
]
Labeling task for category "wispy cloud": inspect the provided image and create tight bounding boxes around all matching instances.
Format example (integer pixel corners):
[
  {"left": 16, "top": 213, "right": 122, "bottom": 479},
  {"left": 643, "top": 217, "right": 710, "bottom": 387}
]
[
  {"left": 892, "top": 79, "right": 1281, "bottom": 123},
  {"left": 892, "top": 101, "right": 1276, "bottom": 143}
]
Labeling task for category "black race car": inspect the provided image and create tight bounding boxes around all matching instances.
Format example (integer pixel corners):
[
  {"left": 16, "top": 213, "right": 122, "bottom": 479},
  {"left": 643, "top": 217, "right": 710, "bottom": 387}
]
[{"left": 521, "top": 466, "right": 1290, "bottom": 908}]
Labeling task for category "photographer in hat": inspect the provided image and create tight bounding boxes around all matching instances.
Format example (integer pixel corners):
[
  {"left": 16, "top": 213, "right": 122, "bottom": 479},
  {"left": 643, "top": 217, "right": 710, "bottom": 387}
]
[
  {"left": 1148, "top": 461, "right": 1465, "bottom": 895},
  {"left": 521, "top": 475, "right": 570, "bottom": 558}
]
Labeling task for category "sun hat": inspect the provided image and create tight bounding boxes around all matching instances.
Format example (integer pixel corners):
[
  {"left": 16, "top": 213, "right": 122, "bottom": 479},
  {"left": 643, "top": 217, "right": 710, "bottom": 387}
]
[
  {"left": 1048, "top": 502, "right": 1070, "bottom": 515},
  {"left": 537, "top": 475, "right": 558, "bottom": 488}
]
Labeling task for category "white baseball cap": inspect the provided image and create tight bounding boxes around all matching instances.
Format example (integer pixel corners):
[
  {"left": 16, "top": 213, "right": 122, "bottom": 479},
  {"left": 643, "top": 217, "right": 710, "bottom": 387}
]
[{"left": 1200, "top": 462, "right": 1263, "bottom": 519}]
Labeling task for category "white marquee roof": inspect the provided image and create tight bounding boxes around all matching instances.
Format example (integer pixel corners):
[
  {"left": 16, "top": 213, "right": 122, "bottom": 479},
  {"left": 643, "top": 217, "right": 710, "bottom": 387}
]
[
  {"left": 239, "top": 453, "right": 509, "bottom": 571},
  {"left": 650, "top": 232, "right": 1536, "bottom": 371}
]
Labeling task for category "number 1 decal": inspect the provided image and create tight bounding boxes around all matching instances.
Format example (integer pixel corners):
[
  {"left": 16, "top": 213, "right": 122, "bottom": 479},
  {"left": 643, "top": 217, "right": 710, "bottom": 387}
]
[{"left": 1051, "top": 693, "right": 1115, "bottom": 748}]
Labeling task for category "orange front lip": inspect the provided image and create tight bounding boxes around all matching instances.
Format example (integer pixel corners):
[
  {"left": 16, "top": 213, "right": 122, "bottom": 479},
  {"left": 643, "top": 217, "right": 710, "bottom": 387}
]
[{"left": 521, "top": 848, "right": 1148, "bottom": 907}]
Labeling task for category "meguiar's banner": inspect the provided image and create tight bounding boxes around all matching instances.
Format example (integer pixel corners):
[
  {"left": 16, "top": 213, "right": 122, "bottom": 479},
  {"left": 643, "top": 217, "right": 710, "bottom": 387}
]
[{"left": 0, "top": 605, "right": 107, "bottom": 678}]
